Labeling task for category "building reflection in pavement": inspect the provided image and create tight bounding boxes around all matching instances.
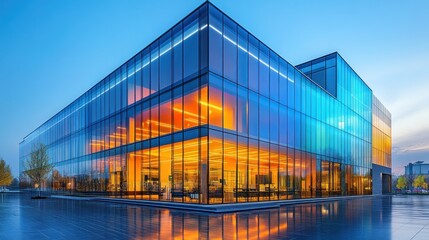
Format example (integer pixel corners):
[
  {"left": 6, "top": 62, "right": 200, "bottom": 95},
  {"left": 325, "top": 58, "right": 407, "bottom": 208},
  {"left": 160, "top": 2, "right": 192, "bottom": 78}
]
[{"left": 121, "top": 197, "right": 392, "bottom": 239}]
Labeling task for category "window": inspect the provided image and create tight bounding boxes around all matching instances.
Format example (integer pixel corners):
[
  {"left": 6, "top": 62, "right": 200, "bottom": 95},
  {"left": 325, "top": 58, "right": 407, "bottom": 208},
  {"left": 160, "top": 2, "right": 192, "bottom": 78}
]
[
  {"left": 259, "top": 142, "right": 269, "bottom": 200},
  {"left": 159, "top": 144, "right": 172, "bottom": 201},
  {"left": 248, "top": 35, "right": 258, "bottom": 93},
  {"left": 279, "top": 105, "right": 287, "bottom": 146},
  {"left": 294, "top": 150, "right": 301, "bottom": 197},
  {"left": 150, "top": 98, "right": 159, "bottom": 138},
  {"left": 149, "top": 143, "right": 159, "bottom": 200},
  {"left": 173, "top": 24, "right": 183, "bottom": 84},
  {"left": 279, "top": 59, "right": 288, "bottom": 105},
  {"left": 326, "top": 54, "right": 336, "bottom": 68},
  {"left": 120, "top": 67, "right": 127, "bottom": 109},
  {"left": 237, "top": 86, "right": 248, "bottom": 135},
  {"left": 183, "top": 80, "right": 199, "bottom": 129},
  {"left": 208, "top": 4, "right": 223, "bottom": 75},
  {"left": 326, "top": 66, "right": 337, "bottom": 96},
  {"left": 135, "top": 104, "right": 143, "bottom": 142},
  {"left": 259, "top": 96, "right": 269, "bottom": 141},
  {"left": 142, "top": 102, "right": 150, "bottom": 140},
  {"left": 150, "top": 43, "right": 159, "bottom": 94},
  {"left": 259, "top": 44, "right": 269, "bottom": 97},
  {"left": 295, "top": 112, "right": 301, "bottom": 149},
  {"left": 127, "top": 59, "right": 135, "bottom": 105},
  {"left": 142, "top": 50, "right": 151, "bottom": 98},
  {"left": 295, "top": 74, "right": 302, "bottom": 112},
  {"left": 223, "top": 17, "right": 237, "bottom": 82},
  {"left": 237, "top": 136, "right": 248, "bottom": 202},
  {"left": 159, "top": 92, "right": 172, "bottom": 136},
  {"left": 287, "top": 64, "right": 295, "bottom": 108},
  {"left": 184, "top": 138, "right": 199, "bottom": 202},
  {"left": 287, "top": 108, "right": 295, "bottom": 147},
  {"left": 183, "top": 12, "right": 199, "bottom": 79},
  {"left": 159, "top": 33, "right": 172, "bottom": 90},
  {"left": 200, "top": 79, "right": 208, "bottom": 125},
  {"left": 173, "top": 87, "right": 183, "bottom": 131},
  {"left": 248, "top": 139, "right": 259, "bottom": 202},
  {"left": 237, "top": 27, "right": 248, "bottom": 88},
  {"left": 270, "top": 144, "right": 279, "bottom": 200},
  {"left": 270, "top": 100, "right": 279, "bottom": 143},
  {"left": 279, "top": 146, "right": 287, "bottom": 199},
  {"left": 223, "top": 133, "right": 237, "bottom": 203},
  {"left": 248, "top": 91, "right": 258, "bottom": 139},
  {"left": 209, "top": 74, "right": 223, "bottom": 128},
  {"left": 127, "top": 108, "right": 135, "bottom": 144},
  {"left": 173, "top": 140, "right": 183, "bottom": 202},
  {"left": 223, "top": 80, "right": 237, "bottom": 131},
  {"left": 312, "top": 70, "right": 326, "bottom": 89},
  {"left": 134, "top": 54, "right": 142, "bottom": 102},
  {"left": 209, "top": 130, "right": 223, "bottom": 203},
  {"left": 269, "top": 51, "right": 279, "bottom": 101}
]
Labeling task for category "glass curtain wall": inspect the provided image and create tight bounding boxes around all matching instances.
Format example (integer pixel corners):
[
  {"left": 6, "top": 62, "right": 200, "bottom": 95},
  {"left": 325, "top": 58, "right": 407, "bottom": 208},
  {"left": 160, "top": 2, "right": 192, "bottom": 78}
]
[
  {"left": 20, "top": 4, "right": 210, "bottom": 203},
  {"left": 19, "top": 3, "right": 386, "bottom": 204},
  {"left": 205, "top": 4, "right": 373, "bottom": 203}
]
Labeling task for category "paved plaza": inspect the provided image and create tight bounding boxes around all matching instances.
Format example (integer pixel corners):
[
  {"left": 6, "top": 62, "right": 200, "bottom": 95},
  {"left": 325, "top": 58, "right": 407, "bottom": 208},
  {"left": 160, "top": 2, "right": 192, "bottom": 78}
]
[{"left": 1, "top": 193, "right": 428, "bottom": 239}]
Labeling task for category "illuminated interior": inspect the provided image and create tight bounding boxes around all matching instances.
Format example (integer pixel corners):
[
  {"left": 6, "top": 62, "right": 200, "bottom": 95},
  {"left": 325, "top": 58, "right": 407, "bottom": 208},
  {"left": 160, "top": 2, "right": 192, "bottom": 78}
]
[
  {"left": 66, "top": 132, "right": 371, "bottom": 203},
  {"left": 89, "top": 82, "right": 241, "bottom": 155}
]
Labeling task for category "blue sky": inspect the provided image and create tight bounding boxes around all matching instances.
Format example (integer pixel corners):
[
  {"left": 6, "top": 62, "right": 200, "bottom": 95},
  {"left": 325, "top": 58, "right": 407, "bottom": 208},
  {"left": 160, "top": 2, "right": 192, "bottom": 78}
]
[{"left": 1, "top": 0, "right": 428, "bottom": 177}]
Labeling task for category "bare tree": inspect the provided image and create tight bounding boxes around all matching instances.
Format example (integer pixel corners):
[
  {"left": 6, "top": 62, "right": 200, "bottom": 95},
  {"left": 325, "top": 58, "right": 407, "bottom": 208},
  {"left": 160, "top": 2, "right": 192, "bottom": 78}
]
[
  {"left": 0, "top": 158, "right": 13, "bottom": 190},
  {"left": 24, "top": 144, "right": 53, "bottom": 197}
]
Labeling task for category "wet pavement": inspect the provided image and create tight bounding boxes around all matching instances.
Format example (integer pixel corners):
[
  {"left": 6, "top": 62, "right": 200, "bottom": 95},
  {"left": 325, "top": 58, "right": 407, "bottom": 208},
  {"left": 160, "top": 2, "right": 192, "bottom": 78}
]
[{"left": 0, "top": 193, "right": 428, "bottom": 239}]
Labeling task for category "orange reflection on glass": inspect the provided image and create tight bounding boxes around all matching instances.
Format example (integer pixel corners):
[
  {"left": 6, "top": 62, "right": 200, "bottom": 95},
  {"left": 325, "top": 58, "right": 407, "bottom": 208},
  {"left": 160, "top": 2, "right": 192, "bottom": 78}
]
[
  {"left": 209, "top": 84, "right": 223, "bottom": 128},
  {"left": 224, "top": 88, "right": 237, "bottom": 131},
  {"left": 89, "top": 85, "right": 217, "bottom": 155},
  {"left": 184, "top": 88, "right": 199, "bottom": 129}
]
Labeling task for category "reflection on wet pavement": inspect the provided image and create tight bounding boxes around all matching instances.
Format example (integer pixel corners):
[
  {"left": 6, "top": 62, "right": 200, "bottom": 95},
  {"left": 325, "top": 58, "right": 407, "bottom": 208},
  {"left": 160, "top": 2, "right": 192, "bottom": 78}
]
[{"left": 1, "top": 194, "right": 428, "bottom": 239}]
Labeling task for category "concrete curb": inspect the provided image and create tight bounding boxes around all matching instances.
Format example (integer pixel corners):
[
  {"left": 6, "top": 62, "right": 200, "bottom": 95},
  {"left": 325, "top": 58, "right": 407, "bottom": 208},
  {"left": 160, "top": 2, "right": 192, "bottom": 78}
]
[
  {"left": 93, "top": 195, "right": 378, "bottom": 213},
  {"left": 50, "top": 195, "right": 99, "bottom": 201}
]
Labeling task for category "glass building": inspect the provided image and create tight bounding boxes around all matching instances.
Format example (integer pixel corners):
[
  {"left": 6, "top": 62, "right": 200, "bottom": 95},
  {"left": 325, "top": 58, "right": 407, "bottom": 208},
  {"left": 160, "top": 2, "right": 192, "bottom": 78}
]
[{"left": 19, "top": 2, "right": 391, "bottom": 204}]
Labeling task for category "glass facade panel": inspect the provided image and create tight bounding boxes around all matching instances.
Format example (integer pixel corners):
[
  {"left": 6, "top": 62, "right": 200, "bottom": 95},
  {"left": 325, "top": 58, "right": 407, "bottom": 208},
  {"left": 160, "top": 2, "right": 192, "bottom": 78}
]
[
  {"left": 183, "top": 12, "right": 199, "bottom": 79},
  {"left": 173, "top": 24, "right": 183, "bottom": 84},
  {"left": 223, "top": 17, "right": 237, "bottom": 83},
  {"left": 183, "top": 80, "right": 199, "bottom": 129},
  {"left": 224, "top": 133, "right": 237, "bottom": 203},
  {"left": 159, "top": 34, "right": 172, "bottom": 91},
  {"left": 248, "top": 35, "right": 259, "bottom": 93},
  {"left": 209, "top": 130, "right": 223, "bottom": 203},
  {"left": 237, "top": 86, "right": 248, "bottom": 135},
  {"left": 259, "top": 96, "right": 269, "bottom": 141},
  {"left": 237, "top": 26, "right": 248, "bottom": 88},
  {"left": 237, "top": 136, "right": 248, "bottom": 202},
  {"left": 19, "top": 2, "right": 391, "bottom": 205},
  {"left": 259, "top": 44, "right": 269, "bottom": 97},
  {"left": 223, "top": 80, "right": 237, "bottom": 131},
  {"left": 209, "top": 74, "right": 223, "bottom": 128}
]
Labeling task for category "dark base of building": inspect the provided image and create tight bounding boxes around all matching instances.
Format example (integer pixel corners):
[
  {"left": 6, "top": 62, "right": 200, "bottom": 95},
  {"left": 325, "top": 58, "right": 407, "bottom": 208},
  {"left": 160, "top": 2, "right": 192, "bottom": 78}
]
[{"left": 50, "top": 194, "right": 379, "bottom": 213}]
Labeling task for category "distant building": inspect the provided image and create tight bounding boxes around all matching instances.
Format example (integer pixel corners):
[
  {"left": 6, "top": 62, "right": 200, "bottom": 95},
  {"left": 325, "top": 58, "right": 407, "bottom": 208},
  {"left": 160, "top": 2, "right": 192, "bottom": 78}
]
[{"left": 405, "top": 161, "right": 429, "bottom": 177}]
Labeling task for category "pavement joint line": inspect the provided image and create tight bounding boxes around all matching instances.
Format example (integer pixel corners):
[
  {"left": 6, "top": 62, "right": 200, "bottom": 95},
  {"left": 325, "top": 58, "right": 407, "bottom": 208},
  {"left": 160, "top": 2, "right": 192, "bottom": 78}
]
[{"left": 410, "top": 221, "right": 429, "bottom": 240}]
